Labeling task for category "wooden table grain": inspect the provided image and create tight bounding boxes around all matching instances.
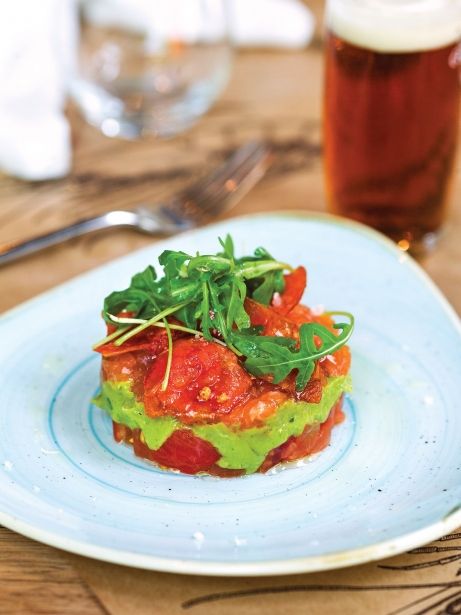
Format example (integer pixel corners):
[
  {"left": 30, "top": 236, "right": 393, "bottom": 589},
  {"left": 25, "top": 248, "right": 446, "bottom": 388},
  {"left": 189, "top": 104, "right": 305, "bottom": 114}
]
[{"left": 0, "top": 43, "right": 460, "bottom": 615}]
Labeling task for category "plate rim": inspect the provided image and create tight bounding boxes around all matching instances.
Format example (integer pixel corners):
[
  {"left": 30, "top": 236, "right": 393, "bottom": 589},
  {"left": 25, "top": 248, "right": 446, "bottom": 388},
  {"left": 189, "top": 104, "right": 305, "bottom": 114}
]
[
  {"left": 1, "top": 507, "right": 461, "bottom": 576},
  {"left": 1, "top": 211, "right": 461, "bottom": 576}
]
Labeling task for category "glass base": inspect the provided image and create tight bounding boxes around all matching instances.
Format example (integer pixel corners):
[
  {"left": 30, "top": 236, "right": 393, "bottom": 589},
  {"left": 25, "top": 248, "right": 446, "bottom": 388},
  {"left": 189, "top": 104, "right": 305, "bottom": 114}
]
[
  {"left": 388, "top": 229, "right": 443, "bottom": 258},
  {"left": 326, "top": 206, "right": 445, "bottom": 258},
  {"left": 70, "top": 66, "right": 231, "bottom": 140}
]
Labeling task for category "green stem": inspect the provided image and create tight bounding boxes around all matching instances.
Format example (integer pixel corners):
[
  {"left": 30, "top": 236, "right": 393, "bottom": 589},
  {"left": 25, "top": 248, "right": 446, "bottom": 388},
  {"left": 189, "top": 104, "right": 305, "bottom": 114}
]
[
  {"left": 237, "top": 260, "right": 292, "bottom": 280},
  {"left": 188, "top": 255, "right": 231, "bottom": 274},
  {"left": 207, "top": 280, "right": 243, "bottom": 356},
  {"left": 161, "top": 319, "right": 173, "bottom": 391},
  {"left": 107, "top": 314, "right": 147, "bottom": 325},
  {"left": 105, "top": 313, "right": 230, "bottom": 345},
  {"left": 114, "top": 301, "right": 190, "bottom": 346},
  {"left": 92, "top": 325, "right": 131, "bottom": 350},
  {"left": 324, "top": 311, "right": 355, "bottom": 336}
]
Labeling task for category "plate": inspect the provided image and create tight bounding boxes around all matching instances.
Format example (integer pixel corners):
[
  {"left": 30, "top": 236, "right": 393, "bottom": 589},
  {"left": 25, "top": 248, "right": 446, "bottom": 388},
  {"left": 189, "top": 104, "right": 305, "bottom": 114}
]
[{"left": 1, "top": 213, "right": 461, "bottom": 576}]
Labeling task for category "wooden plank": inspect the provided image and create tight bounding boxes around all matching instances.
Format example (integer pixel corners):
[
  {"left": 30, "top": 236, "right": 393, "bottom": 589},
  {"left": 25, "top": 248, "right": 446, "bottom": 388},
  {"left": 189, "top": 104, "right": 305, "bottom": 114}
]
[{"left": 0, "top": 527, "right": 104, "bottom": 614}]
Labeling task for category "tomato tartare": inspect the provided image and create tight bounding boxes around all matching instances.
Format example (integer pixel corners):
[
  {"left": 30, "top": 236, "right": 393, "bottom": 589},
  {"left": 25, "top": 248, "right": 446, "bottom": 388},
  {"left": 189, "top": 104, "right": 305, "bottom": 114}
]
[{"left": 93, "top": 236, "right": 353, "bottom": 476}]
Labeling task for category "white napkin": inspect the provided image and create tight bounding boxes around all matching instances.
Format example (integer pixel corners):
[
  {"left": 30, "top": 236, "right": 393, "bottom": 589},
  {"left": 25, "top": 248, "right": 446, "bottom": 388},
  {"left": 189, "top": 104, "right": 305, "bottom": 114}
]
[
  {"left": 85, "top": 0, "right": 315, "bottom": 50},
  {"left": 0, "top": 0, "right": 314, "bottom": 181},
  {"left": 0, "top": 0, "right": 76, "bottom": 181},
  {"left": 231, "top": 0, "right": 315, "bottom": 48}
]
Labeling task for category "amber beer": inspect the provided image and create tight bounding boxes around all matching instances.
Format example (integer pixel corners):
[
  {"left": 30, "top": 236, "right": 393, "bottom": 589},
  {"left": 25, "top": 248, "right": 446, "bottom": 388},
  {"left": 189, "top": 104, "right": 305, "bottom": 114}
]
[{"left": 324, "top": 1, "right": 461, "bottom": 251}]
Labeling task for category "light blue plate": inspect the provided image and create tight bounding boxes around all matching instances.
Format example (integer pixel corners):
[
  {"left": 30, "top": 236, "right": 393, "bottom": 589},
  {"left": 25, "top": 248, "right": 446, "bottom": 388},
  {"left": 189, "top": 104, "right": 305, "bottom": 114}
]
[{"left": 1, "top": 213, "right": 461, "bottom": 576}]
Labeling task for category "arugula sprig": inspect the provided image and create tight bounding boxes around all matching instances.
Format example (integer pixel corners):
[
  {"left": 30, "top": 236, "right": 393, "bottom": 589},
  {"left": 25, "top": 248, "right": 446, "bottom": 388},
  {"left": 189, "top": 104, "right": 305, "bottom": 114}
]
[
  {"left": 230, "top": 312, "right": 354, "bottom": 391},
  {"left": 96, "top": 235, "right": 291, "bottom": 346},
  {"left": 94, "top": 236, "right": 354, "bottom": 392}
]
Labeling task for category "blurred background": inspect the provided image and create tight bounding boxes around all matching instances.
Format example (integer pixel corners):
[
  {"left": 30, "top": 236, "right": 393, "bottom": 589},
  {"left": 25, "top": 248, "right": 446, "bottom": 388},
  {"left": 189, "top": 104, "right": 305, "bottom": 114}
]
[
  {"left": 0, "top": 0, "right": 460, "bottom": 314},
  {"left": 0, "top": 0, "right": 325, "bottom": 305}
]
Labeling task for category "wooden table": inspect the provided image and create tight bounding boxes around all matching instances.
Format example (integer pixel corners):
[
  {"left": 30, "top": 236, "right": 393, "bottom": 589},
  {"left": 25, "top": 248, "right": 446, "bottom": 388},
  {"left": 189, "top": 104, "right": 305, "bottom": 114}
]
[{"left": 1, "top": 41, "right": 461, "bottom": 615}]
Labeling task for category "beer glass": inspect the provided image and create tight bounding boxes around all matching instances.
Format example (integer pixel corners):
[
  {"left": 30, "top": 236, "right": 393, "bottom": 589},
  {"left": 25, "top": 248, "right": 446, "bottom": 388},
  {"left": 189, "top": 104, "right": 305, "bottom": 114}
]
[{"left": 323, "top": 0, "right": 461, "bottom": 253}]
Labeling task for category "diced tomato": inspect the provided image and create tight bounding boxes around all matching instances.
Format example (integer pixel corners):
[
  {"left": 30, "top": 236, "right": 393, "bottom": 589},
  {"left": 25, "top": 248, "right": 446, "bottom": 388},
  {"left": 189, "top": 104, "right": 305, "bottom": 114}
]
[
  {"left": 287, "top": 304, "right": 314, "bottom": 325},
  {"left": 144, "top": 338, "right": 253, "bottom": 423},
  {"left": 277, "top": 372, "right": 322, "bottom": 404},
  {"left": 314, "top": 312, "right": 336, "bottom": 329},
  {"left": 298, "top": 378, "right": 324, "bottom": 404},
  {"left": 278, "top": 424, "right": 322, "bottom": 463},
  {"left": 276, "top": 362, "right": 326, "bottom": 404},
  {"left": 258, "top": 396, "right": 345, "bottom": 472},
  {"left": 96, "top": 326, "right": 171, "bottom": 357},
  {"left": 282, "top": 397, "right": 345, "bottom": 461},
  {"left": 309, "top": 397, "right": 345, "bottom": 454},
  {"left": 272, "top": 266, "right": 307, "bottom": 315},
  {"left": 113, "top": 421, "right": 133, "bottom": 443},
  {"left": 102, "top": 352, "right": 139, "bottom": 382},
  {"left": 132, "top": 428, "right": 220, "bottom": 475},
  {"left": 244, "top": 298, "right": 299, "bottom": 338},
  {"left": 320, "top": 345, "right": 351, "bottom": 377},
  {"left": 101, "top": 351, "right": 157, "bottom": 398},
  {"left": 96, "top": 315, "right": 187, "bottom": 358},
  {"left": 224, "top": 390, "right": 288, "bottom": 428}
]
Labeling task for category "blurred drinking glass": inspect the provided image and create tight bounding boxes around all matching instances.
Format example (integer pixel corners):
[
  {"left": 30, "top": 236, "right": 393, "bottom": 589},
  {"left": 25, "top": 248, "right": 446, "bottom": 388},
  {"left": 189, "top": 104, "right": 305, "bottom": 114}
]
[
  {"left": 323, "top": 0, "right": 461, "bottom": 254},
  {"left": 71, "top": 0, "right": 232, "bottom": 139}
]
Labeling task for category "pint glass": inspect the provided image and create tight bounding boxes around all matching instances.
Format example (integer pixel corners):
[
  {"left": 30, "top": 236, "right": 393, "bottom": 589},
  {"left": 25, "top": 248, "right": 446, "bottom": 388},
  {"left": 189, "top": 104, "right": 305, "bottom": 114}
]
[{"left": 324, "top": 0, "right": 461, "bottom": 252}]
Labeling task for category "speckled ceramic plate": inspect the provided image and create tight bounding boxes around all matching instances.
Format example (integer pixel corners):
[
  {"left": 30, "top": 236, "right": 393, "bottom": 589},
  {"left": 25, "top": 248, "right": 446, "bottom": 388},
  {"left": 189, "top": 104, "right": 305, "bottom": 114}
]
[{"left": 1, "top": 213, "right": 461, "bottom": 576}]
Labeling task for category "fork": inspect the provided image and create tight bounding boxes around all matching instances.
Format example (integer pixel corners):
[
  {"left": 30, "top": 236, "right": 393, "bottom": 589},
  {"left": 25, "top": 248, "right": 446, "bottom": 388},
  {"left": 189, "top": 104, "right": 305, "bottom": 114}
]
[{"left": 0, "top": 141, "right": 271, "bottom": 266}]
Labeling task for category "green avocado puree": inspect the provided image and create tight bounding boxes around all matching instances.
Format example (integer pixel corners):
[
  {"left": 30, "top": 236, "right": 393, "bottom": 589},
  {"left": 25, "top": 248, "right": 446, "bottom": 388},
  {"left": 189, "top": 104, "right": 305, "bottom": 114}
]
[
  {"left": 93, "top": 384, "right": 178, "bottom": 451},
  {"left": 94, "top": 376, "right": 351, "bottom": 474}
]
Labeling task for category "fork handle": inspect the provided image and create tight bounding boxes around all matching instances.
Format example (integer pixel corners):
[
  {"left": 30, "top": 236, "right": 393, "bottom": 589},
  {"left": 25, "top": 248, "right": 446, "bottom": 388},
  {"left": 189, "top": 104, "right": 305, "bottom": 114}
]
[{"left": 0, "top": 210, "right": 140, "bottom": 266}]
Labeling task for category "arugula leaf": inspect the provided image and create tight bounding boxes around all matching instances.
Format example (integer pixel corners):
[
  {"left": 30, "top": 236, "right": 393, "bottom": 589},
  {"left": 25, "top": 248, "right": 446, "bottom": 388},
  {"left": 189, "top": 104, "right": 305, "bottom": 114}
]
[
  {"left": 252, "top": 271, "right": 277, "bottom": 305},
  {"left": 238, "top": 245, "right": 286, "bottom": 305},
  {"left": 218, "top": 234, "right": 235, "bottom": 259},
  {"left": 231, "top": 314, "right": 354, "bottom": 391},
  {"left": 225, "top": 276, "right": 250, "bottom": 331},
  {"left": 158, "top": 250, "right": 190, "bottom": 279},
  {"left": 200, "top": 279, "right": 213, "bottom": 340},
  {"left": 103, "top": 265, "right": 160, "bottom": 322}
]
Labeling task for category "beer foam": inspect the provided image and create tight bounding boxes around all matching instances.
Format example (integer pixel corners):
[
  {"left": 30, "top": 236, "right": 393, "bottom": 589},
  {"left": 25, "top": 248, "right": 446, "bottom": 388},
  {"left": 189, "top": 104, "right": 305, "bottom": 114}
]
[{"left": 327, "top": 0, "right": 461, "bottom": 52}]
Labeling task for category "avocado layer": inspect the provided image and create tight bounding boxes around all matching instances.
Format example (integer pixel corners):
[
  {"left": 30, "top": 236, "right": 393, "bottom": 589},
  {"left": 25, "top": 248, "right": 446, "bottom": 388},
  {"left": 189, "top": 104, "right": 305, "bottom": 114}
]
[{"left": 93, "top": 376, "right": 351, "bottom": 474}]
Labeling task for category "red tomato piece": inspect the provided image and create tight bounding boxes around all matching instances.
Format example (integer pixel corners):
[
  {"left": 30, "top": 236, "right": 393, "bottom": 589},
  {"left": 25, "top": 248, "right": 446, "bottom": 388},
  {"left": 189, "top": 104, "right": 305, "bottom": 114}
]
[
  {"left": 224, "top": 390, "right": 288, "bottom": 428},
  {"left": 113, "top": 421, "right": 133, "bottom": 443},
  {"left": 320, "top": 345, "right": 351, "bottom": 378},
  {"left": 132, "top": 428, "right": 220, "bottom": 475},
  {"left": 276, "top": 362, "right": 326, "bottom": 404},
  {"left": 297, "top": 378, "right": 324, "bottom": 404},
  {"left": 144, "top": 338, "right": 253, "bottom": 423},
  {"left": 278, "top": 424, "right": 322, "bottom": 462},
  {"left": 102, "top": 352, "right": 139, "bottom": 383},
  {"left": 244, "top": 298, "right": 299, "bottom": 338},
  {"left": 96, "top": 316, "right": 187, "bottom": 358},
  {"left": 271, "top": 266, "right": 307, "bottom": 315},
  {"left": 102, "top": 351, "right": 157, "bottom": 398},
  {"left": 287, "top": 304, "right": 314, "bottom": 326},
  {"left": 308, "top": 397, "right": 345, "bottom": 454},
  {"left": 258, "top": 397, "right": 345, "bottom": 472},
  {"left": 96, "top": 326, "right": 171, "bottom": 357}
]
